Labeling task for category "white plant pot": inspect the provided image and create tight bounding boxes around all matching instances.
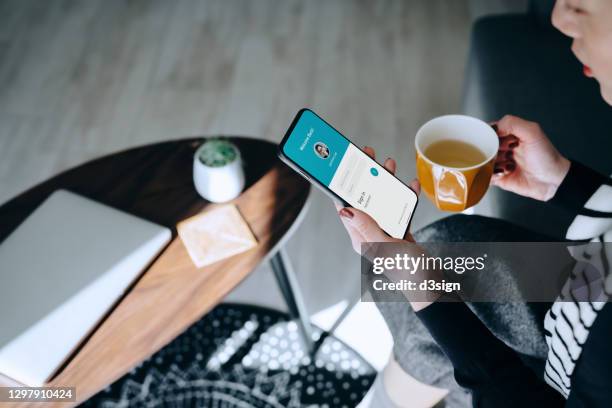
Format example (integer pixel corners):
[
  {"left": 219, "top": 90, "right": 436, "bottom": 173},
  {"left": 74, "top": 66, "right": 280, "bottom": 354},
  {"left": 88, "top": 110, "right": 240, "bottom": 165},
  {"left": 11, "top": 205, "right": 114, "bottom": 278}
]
[{"left": 193, "top": 144, "right": 245, "bottom": 203}]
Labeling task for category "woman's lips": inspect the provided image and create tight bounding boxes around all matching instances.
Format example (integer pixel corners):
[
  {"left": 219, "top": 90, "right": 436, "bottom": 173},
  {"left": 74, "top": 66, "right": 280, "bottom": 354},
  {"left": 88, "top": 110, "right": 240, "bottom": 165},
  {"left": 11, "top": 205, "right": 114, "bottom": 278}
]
[{"left": 583, "top": 65, "right": 594, "bottom": 77}]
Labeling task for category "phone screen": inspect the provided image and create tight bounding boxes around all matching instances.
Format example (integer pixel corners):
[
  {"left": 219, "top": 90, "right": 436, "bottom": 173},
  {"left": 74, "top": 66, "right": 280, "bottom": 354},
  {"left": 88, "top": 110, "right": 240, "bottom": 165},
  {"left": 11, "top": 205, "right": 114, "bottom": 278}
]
[{"left": 280, "top": 109, "right": 418, "bottom": 239}]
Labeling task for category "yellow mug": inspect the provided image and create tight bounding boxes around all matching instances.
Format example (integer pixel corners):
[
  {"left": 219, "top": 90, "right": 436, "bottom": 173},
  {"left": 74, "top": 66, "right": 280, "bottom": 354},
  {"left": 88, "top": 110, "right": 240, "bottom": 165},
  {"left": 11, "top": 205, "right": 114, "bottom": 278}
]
[{"left": 415, "top": 115, "right": 499, "bottom": 212}]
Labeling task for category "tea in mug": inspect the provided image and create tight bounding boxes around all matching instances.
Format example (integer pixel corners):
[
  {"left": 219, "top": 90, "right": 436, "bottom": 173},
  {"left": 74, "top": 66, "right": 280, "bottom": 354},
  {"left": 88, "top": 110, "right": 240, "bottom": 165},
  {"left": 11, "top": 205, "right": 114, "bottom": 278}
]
[{"left": 423, "top": 140, "right": 487, "bottom": 168}]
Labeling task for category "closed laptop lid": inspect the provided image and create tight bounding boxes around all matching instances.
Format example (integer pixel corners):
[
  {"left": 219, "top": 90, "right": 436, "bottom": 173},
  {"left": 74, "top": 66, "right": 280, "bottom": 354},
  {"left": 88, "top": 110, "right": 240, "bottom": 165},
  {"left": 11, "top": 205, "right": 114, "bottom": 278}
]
[{"left": 0, "top": 190, "right": 171, "bottom": 385}]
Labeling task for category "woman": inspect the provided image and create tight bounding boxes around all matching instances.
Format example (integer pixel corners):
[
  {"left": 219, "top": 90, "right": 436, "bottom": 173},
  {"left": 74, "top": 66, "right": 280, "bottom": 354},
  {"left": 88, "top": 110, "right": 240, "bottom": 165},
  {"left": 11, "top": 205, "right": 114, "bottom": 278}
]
[{"left": 340, "top": 1, "right": 612, "bottom": 406}]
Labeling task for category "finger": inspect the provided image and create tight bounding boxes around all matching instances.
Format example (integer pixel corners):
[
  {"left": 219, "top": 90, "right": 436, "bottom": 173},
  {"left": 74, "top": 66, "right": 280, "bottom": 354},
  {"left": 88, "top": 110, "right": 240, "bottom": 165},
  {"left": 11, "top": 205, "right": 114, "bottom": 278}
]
[
  {"left": 491, "top": 172, "right": 506, "bottom": 185},
  {"left": 494, "top": 159, "right": 514, "bottom": 170},
  {"left": 499, "top": 135, "right": 519, "bottom": 150},
  {"left": 340, "top": 207, "right": 388, "bottom": 242},
  {"left": 403, "top": 231, "right": 416, "bottom": 241},
  {"left": 383, "top": 157, "right": 396, "bottom": 174},
  {"left": 491, "top": 164, "right": 516, "bottom": 184},
  {"left": 409, "top": 178, "right": 421, "bottom": 195},
  {"left": 363, "top": 146, "right": 376, "bottom": 160},
  {"left": 338, "top": 207, "right": 360, "bottom": 236},
  {"left": 491, "top": 171, "right": 514, "bottom": 188},
  {"left": 338, "top": 215, "right": 364, "bottom": 252},
  {"left": 496, "top": 114, "right": 541, "bottom": 140},
  {"left": 494, "top": 160, "right": 516, "bottom": 173},
  {"left": 338, "top": 208, "right": 379, "bottom": 253},
  {"left": 494, "top": 159, "right": 513, "bottom": 171},
  {"left": 495, "top": 149, "right": 513, "bottom": 163}
]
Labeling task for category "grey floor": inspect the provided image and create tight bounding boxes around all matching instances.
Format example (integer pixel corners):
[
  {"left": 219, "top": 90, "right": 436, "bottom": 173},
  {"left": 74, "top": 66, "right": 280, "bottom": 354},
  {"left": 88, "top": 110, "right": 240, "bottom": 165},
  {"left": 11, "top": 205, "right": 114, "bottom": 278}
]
[{"left": 0, "top": 0, "right": 525, "bottom": 316}]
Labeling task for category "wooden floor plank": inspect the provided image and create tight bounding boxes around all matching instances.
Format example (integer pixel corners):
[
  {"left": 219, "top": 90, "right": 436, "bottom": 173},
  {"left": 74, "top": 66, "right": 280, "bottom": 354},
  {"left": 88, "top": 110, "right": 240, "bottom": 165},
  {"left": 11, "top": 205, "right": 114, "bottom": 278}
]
[{"left": 0, "top": 0, "right": 481, "bottom": 326}]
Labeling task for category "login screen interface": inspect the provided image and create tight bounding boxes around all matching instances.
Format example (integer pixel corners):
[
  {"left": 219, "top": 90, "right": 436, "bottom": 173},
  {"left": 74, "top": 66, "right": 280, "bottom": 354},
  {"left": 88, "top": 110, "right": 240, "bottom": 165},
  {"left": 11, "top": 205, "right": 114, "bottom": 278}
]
[{"left": 282, "top": 110, "right": 416, "bottom": 238}]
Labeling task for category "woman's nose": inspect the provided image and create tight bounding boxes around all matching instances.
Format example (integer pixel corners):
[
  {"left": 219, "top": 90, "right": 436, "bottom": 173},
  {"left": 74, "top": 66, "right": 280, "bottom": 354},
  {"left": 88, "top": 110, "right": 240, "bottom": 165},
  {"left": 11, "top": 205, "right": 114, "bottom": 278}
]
[{"left": 552, "top": 0, "right": 581, "bottom": 38}]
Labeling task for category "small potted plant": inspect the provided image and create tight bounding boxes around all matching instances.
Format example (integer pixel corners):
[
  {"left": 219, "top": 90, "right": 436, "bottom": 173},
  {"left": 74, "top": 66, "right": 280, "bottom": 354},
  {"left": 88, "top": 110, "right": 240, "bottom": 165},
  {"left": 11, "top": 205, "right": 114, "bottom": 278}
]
[{"left": 193, "top": 138, "right": 245, "bottom": 202}]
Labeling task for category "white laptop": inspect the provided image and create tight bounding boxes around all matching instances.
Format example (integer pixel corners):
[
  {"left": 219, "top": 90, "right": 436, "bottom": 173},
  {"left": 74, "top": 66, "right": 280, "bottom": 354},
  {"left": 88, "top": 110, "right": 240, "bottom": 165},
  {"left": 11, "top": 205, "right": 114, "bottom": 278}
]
[{"left": 0, "top": 190, "right": 171, "bottom": 386}]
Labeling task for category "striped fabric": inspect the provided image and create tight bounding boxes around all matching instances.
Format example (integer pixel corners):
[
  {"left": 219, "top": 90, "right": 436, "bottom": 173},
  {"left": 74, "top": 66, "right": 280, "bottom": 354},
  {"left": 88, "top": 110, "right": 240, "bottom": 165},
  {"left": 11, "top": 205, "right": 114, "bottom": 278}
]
[{"left": 543, "top": 164, "right": 612, "bottom": 398}]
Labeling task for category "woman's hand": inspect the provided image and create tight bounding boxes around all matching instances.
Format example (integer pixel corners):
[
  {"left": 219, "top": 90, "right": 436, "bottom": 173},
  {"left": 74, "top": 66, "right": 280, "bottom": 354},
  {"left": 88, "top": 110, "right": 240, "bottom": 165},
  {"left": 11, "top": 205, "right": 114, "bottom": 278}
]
[
  {"left": 336, "top": 147, "right": 438, "bottom": 311},
  {"left": 335, "top": 146, "right": 420, "bottom": 252},
  {"left": 491, "top": 115, "right": 570, "bottom": 201}
]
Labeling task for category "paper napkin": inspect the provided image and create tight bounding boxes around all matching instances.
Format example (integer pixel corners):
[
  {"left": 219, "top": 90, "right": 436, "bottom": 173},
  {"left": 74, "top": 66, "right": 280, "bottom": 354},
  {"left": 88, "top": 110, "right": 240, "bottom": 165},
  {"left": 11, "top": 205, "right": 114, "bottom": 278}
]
[{"left": 177, "top": 204, "right": 258, "bottom": 268}]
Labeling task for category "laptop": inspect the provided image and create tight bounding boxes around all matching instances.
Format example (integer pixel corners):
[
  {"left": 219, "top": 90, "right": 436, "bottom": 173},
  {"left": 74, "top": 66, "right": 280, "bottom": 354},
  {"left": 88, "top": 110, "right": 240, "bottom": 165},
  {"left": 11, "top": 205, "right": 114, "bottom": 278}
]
[{"left": 0, "top": 190, "right": 171, "bottom": 386}]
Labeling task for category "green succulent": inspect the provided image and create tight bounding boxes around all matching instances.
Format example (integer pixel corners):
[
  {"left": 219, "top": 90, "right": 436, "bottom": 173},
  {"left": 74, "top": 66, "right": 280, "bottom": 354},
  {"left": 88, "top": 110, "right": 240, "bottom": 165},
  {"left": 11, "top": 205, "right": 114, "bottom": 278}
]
[{"left": 198, "top": 139, "right": 238, "bottom": 167}]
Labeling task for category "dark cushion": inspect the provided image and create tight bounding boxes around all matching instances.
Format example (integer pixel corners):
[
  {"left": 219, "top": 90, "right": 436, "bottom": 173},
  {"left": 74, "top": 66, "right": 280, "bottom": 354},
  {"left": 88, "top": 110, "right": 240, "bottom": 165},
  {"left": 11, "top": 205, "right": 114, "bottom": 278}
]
[
  {"left": 529, "top": 0, "right": 556, "bottom": 28},
  {"left": 463, "top": 14, "right": 612, "bottom": 238}
]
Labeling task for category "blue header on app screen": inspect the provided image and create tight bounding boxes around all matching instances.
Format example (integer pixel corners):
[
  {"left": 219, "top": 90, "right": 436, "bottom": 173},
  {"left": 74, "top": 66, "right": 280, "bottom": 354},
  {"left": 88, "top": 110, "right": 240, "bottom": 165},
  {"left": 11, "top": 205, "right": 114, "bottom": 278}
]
[{"left": 282, "top": 110, "right": 349, "bottom": 186}]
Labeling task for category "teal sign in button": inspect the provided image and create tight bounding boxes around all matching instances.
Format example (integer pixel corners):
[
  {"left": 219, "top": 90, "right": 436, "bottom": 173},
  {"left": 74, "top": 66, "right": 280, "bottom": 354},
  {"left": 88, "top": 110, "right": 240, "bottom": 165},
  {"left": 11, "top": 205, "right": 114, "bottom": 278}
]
[{"left": 370, "top": 167, "right": 379, "bottom": 176}]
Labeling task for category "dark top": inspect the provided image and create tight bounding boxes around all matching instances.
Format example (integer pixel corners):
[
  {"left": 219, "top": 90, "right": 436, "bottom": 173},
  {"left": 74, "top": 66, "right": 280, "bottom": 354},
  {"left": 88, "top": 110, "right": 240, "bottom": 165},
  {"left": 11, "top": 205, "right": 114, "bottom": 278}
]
[{"left": 414, "top": 160, "right": 612, "bottom": 407}]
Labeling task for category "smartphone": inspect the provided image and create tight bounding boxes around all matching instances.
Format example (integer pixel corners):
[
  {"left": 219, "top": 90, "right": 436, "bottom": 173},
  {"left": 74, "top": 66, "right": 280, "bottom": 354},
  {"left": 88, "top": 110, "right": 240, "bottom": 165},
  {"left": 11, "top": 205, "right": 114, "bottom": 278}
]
[{"left": 278, "top": 109, "right": 418, "bottom": 239}]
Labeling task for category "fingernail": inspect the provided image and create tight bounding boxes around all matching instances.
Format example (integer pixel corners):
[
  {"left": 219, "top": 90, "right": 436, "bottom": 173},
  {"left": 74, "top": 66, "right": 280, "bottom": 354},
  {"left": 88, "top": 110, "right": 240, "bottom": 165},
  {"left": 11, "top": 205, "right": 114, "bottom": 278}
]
[
  {"left": 509, "top": 141, "right": 518, "bottom": 148},
  {"left": 506, "top": 163, "right": 516, "bottom": 171},
  {"left": 339, "top": 208, "right": 354, "bottom": 219}
]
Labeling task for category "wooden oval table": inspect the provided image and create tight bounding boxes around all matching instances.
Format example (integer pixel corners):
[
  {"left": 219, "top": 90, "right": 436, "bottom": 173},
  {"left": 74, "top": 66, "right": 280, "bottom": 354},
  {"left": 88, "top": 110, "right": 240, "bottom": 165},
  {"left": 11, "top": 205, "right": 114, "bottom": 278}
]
[{"left": 0, "top": 137, "right": 312, "bottom": 407}]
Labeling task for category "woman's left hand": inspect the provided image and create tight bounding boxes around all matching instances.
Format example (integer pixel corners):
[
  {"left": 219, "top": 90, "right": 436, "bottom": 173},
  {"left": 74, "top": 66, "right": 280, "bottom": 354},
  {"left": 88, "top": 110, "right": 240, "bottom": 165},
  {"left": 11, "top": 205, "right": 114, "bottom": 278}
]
[
  {"left": 336, "top": 146, "right": 420, "bottom": 252},
  {"left": 336, "top": 147, "right": 442, "bottom": 311}
]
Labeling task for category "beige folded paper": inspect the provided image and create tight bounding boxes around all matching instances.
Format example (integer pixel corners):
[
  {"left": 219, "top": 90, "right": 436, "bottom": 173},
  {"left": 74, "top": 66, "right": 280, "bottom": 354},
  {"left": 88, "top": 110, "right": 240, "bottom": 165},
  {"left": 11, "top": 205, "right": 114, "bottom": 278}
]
[{"left": 177, "top": 204, "right": 258, "bottom": 268}]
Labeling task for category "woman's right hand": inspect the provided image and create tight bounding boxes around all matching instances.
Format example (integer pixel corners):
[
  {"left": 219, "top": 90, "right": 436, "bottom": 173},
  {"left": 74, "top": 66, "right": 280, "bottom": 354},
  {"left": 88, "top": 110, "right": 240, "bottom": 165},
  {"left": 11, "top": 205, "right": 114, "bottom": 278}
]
[{"left": 491, "top": 114, "right": 571, "bottom": 201}]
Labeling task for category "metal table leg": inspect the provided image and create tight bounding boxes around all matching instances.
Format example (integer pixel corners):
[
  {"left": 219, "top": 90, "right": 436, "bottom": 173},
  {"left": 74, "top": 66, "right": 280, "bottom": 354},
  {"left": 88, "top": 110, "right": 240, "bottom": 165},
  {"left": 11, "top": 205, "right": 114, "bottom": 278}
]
[{"left": 270, "top": 248, "right": 314, "bottom": 353}]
